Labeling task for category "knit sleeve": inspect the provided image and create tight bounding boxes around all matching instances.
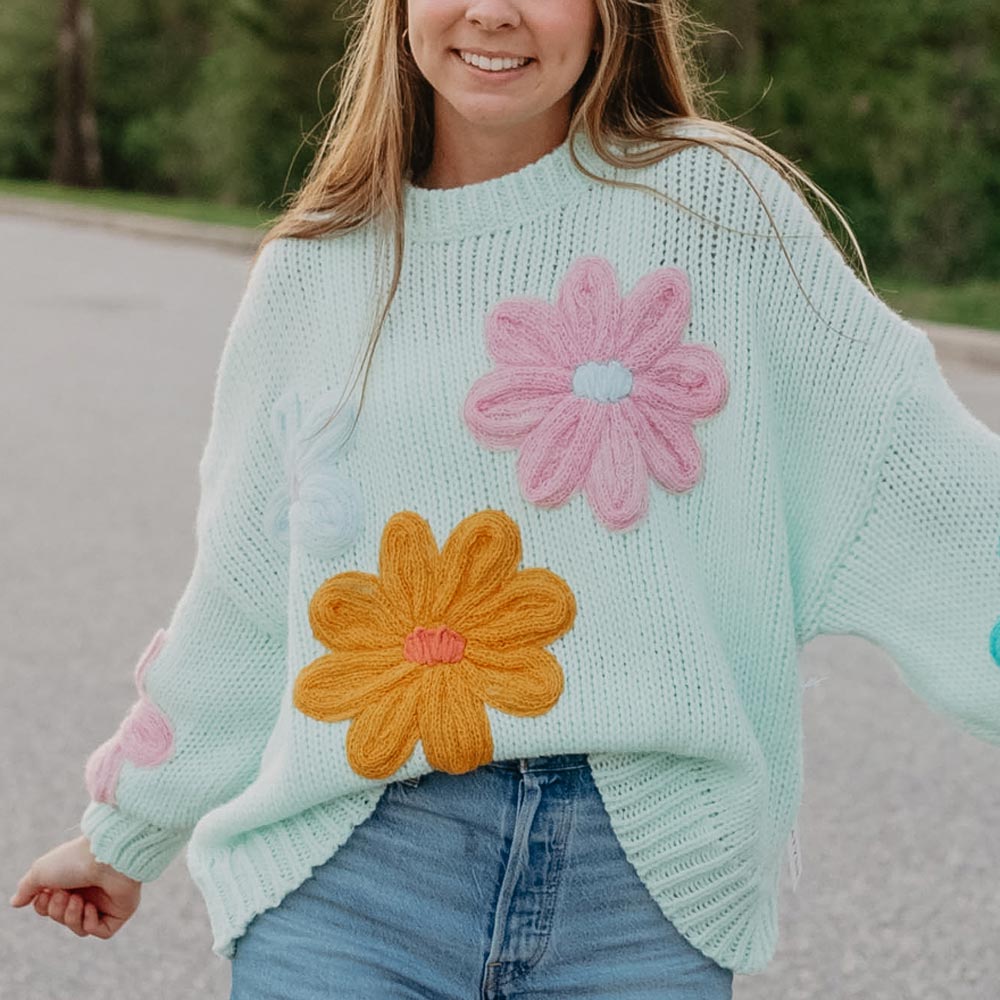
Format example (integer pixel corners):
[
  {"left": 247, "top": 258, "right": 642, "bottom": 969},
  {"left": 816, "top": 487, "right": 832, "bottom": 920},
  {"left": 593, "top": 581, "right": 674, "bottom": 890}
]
[
  {"left": 78, "top": 240, "right": 292, "bottom": 882},
  {"left": 735, "top": 150, "right": 933, "bottom": 645},
  {"left": 733, "top": 152, "right": 1000, "bottom": 744},
  {"left": 813, "top": 334, "right": 1000, "bottom": 745}
]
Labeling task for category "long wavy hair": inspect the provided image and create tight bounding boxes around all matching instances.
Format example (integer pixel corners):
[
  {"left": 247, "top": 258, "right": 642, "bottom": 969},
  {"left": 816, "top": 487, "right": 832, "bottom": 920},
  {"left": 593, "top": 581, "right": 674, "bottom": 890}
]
[{"left": 251, "top": 0, "right": 875, "bottom": 435}]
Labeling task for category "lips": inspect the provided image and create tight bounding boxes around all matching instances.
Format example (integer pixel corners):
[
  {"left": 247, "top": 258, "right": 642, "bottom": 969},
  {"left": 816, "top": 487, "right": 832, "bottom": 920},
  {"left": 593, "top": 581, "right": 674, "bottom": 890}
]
[
  {"left": 452, "top": 49, "right": 535, "bottom": 74},
  {"left": 452, "top": 48, "right": 534, "bottom": 60}
]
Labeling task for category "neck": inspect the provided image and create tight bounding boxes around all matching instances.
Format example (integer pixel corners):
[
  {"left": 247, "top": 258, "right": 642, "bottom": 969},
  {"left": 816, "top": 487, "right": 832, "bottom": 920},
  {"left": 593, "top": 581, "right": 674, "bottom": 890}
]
[{"left": 416, "top": 103, "right": 572, "bottom": 190}]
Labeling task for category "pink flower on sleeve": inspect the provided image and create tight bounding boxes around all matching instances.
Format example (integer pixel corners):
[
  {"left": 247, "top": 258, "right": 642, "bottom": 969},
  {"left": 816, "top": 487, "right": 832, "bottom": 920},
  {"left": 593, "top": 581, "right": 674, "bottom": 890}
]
[
  {"left": 463, "top": 255, "right": 729, "bottom": 530},
  {"left": 84, "top": 629, "right": 176, "bottom": 806}
]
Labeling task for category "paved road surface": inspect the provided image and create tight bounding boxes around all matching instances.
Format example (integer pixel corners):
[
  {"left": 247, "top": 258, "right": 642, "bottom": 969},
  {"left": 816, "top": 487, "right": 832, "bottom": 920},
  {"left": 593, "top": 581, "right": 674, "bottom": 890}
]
[{"left": 2, "top": 214, "right": 998, "bottom": 1000}]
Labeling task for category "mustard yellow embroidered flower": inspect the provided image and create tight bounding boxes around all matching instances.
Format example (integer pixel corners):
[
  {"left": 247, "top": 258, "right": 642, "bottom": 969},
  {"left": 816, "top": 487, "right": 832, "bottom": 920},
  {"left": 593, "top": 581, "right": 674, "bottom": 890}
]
[{"left": 293, "top": 509, "right": 576, "bottom": 779}]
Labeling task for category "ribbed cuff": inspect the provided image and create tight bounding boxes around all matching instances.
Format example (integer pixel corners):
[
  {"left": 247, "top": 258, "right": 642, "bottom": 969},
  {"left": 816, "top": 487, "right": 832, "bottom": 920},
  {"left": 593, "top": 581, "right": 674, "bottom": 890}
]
[{"left": 79, "top": 801, "right": 192, "bottom": 882}]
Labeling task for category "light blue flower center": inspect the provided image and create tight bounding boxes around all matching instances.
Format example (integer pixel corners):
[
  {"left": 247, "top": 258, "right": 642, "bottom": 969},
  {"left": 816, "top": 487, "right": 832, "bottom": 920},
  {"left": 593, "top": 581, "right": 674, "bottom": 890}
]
[{"left": 572, "top": 359, "right": 634, "bottom": 403}]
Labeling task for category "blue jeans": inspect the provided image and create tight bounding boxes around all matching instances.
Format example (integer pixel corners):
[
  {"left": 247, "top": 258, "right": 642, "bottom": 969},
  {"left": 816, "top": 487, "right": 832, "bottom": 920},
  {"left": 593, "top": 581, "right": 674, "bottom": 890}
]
[{"left": 229, "top": 753, "right": 735, "bottom": 999}]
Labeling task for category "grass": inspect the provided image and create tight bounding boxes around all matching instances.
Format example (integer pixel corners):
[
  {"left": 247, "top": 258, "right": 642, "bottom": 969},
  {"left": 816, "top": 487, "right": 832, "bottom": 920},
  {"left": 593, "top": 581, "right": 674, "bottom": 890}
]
[
  {"left": 2, "top": 178, "right": 997, "bottom": 332},
  {"left": 0, "top": 177, "right": 274, "bottom": 229},
  {"left": 872, "top": 276, "right": 1000, "bottom": 333}
]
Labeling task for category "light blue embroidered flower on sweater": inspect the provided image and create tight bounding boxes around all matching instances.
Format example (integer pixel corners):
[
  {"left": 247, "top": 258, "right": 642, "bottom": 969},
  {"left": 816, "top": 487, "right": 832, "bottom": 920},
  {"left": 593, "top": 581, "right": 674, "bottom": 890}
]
[
  {"left": 992, "top": 529, "right": 1000, "bottom": 669},
  {"left": 265, "top": 389, "right": 362, "bottom": 560},
  {"left": 990, "top": 618, "right": 1000, "bottom": 668}
]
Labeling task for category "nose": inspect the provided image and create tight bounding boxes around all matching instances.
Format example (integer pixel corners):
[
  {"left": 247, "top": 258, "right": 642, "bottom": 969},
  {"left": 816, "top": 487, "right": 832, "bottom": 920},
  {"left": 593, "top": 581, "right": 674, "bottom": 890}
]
[{"left": 464, "top": 0, "right": 521, "bottom": 31}]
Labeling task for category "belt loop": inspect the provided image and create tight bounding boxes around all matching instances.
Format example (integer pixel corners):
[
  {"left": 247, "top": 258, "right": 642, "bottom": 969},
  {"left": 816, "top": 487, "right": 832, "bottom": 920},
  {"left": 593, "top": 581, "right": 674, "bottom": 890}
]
[{"left": 519, "top": 757, "right": 529, "bottom": 773}]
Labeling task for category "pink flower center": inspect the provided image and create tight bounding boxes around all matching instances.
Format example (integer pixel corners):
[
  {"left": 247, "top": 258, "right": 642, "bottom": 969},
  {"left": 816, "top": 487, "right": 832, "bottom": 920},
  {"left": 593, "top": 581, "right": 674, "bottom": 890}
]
[{"left": 403, "top": 625, "right": 467, "bottom": 665}]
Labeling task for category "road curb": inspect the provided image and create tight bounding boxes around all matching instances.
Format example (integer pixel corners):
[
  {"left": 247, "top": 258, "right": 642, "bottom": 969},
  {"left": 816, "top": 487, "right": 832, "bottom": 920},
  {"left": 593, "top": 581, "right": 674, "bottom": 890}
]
[
  {"left": 915, "top": 320, "right": 1000, "bottom": 373},
  {"left": 3, "top": 191, "right": 999, "bottom": 370}
]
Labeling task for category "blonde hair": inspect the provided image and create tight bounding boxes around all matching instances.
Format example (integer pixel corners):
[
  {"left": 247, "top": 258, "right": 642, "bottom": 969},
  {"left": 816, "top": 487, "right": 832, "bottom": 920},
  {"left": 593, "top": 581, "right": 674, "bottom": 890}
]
[{"left": 250, "top": 0, "right": 875, "bottom": 434}]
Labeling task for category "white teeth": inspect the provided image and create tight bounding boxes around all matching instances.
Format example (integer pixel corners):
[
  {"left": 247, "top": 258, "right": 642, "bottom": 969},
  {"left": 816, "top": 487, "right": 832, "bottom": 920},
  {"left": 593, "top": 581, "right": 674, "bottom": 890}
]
[{"left": 459, "top": 51, "right": 529, "bottom": 72}]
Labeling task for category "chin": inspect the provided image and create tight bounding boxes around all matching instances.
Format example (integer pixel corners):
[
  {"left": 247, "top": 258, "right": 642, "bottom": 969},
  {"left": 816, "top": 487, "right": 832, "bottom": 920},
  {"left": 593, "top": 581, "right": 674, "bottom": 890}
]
[{"left": 452, "top": 96, "right": 539, "bottom": 123}]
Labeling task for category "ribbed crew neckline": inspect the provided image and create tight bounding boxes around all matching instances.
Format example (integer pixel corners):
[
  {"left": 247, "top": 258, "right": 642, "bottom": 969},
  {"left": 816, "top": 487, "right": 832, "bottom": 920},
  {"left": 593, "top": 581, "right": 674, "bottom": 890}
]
[{"left": 402, "top": 131, "right": 610, "bottom": 242}]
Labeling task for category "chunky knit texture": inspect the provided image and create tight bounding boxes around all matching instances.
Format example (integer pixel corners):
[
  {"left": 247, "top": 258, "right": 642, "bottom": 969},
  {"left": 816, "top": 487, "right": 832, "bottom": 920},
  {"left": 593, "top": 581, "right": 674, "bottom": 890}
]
[{"left": 78, "top": 126, "right": 1000, "bottom": 974}]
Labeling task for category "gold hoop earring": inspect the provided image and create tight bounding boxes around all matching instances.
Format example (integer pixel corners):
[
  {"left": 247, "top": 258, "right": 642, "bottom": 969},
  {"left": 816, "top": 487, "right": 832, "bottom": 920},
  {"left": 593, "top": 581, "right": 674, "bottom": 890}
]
[{"left": 401, "top": 27, "right": 410, "bottom": 53}]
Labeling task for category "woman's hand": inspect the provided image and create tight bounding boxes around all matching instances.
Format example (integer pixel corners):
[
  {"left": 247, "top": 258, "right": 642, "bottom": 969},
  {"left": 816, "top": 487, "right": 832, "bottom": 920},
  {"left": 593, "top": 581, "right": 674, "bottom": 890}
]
[{"left": 9, "top": 834, "right": 142, "bottom": 940}]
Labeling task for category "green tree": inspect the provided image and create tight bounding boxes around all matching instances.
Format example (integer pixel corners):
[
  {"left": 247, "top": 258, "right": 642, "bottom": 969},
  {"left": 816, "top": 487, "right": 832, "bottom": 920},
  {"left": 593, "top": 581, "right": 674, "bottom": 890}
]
[
  {"left": 52, "top": 0, "right": 102, "bottom": 187},
  {"left": 696, "top": 0, "right": 1000, "bottom": 281},
  {"left": 88, "top": 0, "right": 216, "bottom": 192},
  {"left": 0, "top": 0, "right": 58, "bottom": 177},
  {"left": 176, "top": 0, "right": 349, "bottom": 208}
]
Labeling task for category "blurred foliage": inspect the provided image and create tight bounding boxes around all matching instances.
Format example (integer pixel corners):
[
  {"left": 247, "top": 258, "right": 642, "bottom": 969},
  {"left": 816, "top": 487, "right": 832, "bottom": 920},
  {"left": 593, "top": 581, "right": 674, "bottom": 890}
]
[
  {"left": 88, "top": 0, "right": 216, "bottom": 192},
  {"left": 1, "top": 0, "right": 349, "bottom": 210},
  {"left": 0, "top": 0, "right": 998, "bottom": 282},
  {"left": 172, "top": 0, "right": 349, "bottom": 208},
  {"left": 698, "top": 0, "right": 1000, "bottom": 281},
  {"left": 0, "top": 1, "right": 58, "bottom": 177}
]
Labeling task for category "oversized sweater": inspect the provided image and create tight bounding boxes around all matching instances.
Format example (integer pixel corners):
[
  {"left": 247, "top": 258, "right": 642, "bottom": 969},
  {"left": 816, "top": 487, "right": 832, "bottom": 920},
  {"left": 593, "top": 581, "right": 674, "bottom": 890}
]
[{"left": 78, "top": 125, "right": 1000, "bottom": 975}]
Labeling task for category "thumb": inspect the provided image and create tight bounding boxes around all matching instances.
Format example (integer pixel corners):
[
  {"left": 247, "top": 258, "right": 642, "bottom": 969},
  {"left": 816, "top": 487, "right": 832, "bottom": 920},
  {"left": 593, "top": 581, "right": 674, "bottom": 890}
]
[
  {"left": 10, "top": 835, "right": 100, "bottom": 907},
  {"left": 10, "top": 875, "right": 43, "bottom": 907}
]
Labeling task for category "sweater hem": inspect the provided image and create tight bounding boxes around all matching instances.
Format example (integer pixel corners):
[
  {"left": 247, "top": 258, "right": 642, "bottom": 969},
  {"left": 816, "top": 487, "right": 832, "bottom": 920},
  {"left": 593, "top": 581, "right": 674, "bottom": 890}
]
[
  {"left": 186, "top": 785, "right": 388, "bottom": 961},
  {"left": 587, "top": 751, "right": 781, "bottom": 975},
  {"left": 186, "top": 754, "right": 781, "bottom": 975}
]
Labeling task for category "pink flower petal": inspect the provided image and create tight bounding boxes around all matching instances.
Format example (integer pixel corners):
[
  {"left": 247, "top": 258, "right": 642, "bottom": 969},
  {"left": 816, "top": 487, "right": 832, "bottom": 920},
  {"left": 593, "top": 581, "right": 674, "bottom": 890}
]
[
  {"left": 626, "top": 397, "right": 704, "bottom": 493},
  {"left": 516, "top": 395, "right": 604, "bottom": 507},
  {"left": 84, "top": 739, "right": 126, "bottom": 805},
  {"left": 119, "top": 700, "right": 175, "bottom": 767},
  {"left": 485, "top": 297, "right": 576, "bottom": 368},
  {"left": 555, "top": 256, "right": 622, "bottom": 363},
  {"left": 583, "top": 405, "right": 649, "bottom": 530},
  {"left": 632, "top": 345, "right": 729, "bottom": 419},
  {"left": 464, "top": 257, "right": 725, "bottom": 531},
  {"left": 464, "top": 367, "right": 572, "bottom": 448},
  {"left": 133, "top": 628, "right": 167, "bottom": 691},
  {"left": 619, "top": 267, "right": 691, "bottom": 368}
]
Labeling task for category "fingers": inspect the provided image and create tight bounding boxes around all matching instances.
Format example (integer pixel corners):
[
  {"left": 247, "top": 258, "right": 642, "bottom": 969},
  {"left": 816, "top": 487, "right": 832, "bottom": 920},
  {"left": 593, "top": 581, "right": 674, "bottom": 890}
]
[
  {"left": 15, "top": 882, "right": 116, "bottom": 940},
  {"left": 32, "top": 889, "right": 102, "bottom": 938},
  {"left": 48, "top": 890, "right": 69, "bottom": 922},
  {"left": 62, "top": 892, "right": 86, "bottom": 937},
  {"left": 83, "top": 900, "right": 104, "bottom": 937}
]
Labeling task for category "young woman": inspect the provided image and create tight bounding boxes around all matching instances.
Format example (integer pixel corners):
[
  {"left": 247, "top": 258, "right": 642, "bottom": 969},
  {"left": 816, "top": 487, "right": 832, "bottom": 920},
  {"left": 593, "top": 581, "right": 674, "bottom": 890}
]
[{"left": 12, "top": 0, "right": 1000, "bottom": 996}]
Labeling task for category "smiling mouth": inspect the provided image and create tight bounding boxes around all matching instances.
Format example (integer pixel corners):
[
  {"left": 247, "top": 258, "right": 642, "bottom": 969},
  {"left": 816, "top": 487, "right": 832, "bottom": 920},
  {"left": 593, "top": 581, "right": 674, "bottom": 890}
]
[{"left": 452, "top": 49, "right": 535, "bottom": 76}]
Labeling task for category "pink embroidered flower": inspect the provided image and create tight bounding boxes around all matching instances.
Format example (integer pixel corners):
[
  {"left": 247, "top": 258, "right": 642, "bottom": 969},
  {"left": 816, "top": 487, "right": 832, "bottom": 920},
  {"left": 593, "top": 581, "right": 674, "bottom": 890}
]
[
  {"left": 84, "top": 629, "right": 175, "bottom": 806},
  {"left": 464, "top": 256, "right": 729, "bottom": 530}
]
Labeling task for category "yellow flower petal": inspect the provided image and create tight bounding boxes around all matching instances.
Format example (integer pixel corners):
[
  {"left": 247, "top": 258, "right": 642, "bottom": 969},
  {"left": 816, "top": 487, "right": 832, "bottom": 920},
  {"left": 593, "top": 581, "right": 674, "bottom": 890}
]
[
  {"left": 460, "top": 646, "right": 564, "bottom": 715},
  {"left": 345, "top": 682, "right": 422, "bottom": 779},
  {"left": 377, "top": 511, "right": 438, "bottom": 626},
  {"left": 416, "top": 667, "right": 494, "bottom": 774},
  {"left": 462, "top": 567, "right": 576, "bottom": 648},
  {"left": 298, "top": 508, "right": 578, "bottom": 782},
  {"left": 308, "top": 570, "right": 408, "bottom": 651},
  {"left": 292, "top": 651, "right": 417, "bottom": 722},
  {"left": 431, "top": 509, "right": 522, "bottom": 628}
]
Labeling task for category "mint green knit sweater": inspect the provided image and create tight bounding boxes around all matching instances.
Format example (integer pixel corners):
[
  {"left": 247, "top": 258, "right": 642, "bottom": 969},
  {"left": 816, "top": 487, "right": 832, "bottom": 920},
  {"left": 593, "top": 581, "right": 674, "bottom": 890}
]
[{"left": 78, "top": 127, "right": 1000, "bottom": 974}]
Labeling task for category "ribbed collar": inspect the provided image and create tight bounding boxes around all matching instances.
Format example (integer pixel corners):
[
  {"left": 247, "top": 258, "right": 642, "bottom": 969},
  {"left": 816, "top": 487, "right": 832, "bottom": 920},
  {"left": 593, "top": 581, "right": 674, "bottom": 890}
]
[{"left": 402, "top": 130, "right": 610, "bottom": 242}]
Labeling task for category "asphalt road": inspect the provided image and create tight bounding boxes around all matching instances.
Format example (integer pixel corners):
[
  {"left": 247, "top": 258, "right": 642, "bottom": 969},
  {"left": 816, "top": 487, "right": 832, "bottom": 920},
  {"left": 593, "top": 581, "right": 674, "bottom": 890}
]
[{"left": 2, "top": 214, "right": 999, "bottom": 1000}]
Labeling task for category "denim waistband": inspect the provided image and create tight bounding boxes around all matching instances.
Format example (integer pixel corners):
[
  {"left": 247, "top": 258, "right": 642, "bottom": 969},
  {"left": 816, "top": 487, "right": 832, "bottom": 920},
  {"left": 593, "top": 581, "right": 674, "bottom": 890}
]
[{"left": 485, "top": 753, "right": 590, "bottom": 773}]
